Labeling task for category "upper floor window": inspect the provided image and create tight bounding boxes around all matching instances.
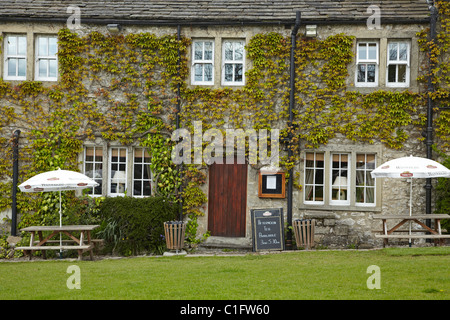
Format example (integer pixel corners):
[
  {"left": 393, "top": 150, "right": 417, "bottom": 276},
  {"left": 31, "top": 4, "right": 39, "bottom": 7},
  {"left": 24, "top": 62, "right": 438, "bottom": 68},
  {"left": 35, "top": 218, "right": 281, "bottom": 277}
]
[
  {"left": 222, "top": 40, "right": 245, "bottom": 86},
  {"left": 386, "top": 41, "right": 410, "bottom": 87},
  {"left": 35, "top": 35, "right": 58, "bottom": 81},
  {"left": 4, "top": 35, "right": 27, "bottom": 80},
  {"left": 355, "top": 41, "right": 378, "bottom": 87},
  {"left": 192, "top": 40, "right": 214, "bottom": 85}
]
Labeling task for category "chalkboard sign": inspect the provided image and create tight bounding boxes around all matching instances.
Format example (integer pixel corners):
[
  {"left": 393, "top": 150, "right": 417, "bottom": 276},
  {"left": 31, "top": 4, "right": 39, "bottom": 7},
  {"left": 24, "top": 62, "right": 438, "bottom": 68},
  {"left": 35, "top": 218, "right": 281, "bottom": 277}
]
[{"left": 251, "top": 208, "right": 285, "bottom": 251}]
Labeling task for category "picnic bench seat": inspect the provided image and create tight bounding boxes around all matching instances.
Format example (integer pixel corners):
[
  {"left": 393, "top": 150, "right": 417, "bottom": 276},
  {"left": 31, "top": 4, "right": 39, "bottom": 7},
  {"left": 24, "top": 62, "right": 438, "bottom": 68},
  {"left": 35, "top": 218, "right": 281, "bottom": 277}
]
[
  {"left": 16, "top": 225, "right": 100, "bottom": 260},
  {"left": 15, "top": 244, "right": 94, "bottom": 260}
]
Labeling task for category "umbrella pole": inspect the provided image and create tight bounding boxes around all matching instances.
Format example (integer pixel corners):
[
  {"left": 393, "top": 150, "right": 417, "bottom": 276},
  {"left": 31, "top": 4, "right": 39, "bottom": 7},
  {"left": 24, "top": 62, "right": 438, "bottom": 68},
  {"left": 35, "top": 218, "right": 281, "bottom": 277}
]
[
  {"left": 59, "top": 190, "right": 62, "bottom": 259},
  {"left": 409, "top": 179, "right": 412, "bottom": 247}
]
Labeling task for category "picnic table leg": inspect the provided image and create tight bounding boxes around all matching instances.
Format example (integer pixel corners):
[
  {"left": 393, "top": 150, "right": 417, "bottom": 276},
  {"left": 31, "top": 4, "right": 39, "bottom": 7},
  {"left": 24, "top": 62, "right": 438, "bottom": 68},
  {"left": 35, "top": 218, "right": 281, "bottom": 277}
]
[
  {"left": 77, "top": 249, "right": 83, "bottom": 261},
  {"left": 87, "top": 231, "right": 93, "bottom": 261},
  {"left": 382, "top": 220, "right": 387, "bottom": 248},
  {"left": 38, "top": 231, "right": 47, "bottom": 259}
]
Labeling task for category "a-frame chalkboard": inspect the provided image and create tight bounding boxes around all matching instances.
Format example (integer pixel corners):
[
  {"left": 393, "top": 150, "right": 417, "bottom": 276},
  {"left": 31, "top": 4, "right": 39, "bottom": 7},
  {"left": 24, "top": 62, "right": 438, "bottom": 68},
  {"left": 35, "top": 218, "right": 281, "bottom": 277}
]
[{"left": 251, "top": 208, "right": 285, "bottom": 251}]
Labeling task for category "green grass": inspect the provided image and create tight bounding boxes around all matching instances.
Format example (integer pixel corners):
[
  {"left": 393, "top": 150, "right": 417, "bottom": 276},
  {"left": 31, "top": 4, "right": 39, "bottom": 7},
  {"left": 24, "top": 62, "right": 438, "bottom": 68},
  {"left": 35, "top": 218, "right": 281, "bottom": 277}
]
[{"left": 0, "top": 248, "right": 449, "bottom": 300}]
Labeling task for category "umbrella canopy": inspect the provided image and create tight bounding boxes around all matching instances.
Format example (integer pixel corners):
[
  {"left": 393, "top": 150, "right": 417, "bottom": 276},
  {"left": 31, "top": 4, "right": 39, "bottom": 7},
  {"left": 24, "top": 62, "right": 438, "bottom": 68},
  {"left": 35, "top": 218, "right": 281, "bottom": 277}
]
[
  {"left": 371, "top": 155, "right": 450, "bottom": 246},
  {"left": 371, "top": 155, "right": 450, "bottom": 179},
  {"left": 19, "top": 168, "right": 98, "bottom": 193}
]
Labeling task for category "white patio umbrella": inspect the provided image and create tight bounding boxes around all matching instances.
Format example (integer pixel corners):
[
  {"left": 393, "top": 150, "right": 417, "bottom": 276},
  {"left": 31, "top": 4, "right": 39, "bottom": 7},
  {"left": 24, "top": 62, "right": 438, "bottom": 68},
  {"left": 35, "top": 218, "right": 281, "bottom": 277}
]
[
  {"left": 371, "top": 155, "right": 450, "bottom": 245},
  {"left": 18, "top": 168, "right": 98, "bottom": 253}
]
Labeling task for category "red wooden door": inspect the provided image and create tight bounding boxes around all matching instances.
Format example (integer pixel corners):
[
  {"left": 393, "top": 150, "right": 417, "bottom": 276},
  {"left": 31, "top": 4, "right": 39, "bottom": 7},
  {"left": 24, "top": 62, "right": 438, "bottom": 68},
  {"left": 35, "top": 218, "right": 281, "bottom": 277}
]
[{"left": 208, "top": 161, "right": 247, "bottom": 237}]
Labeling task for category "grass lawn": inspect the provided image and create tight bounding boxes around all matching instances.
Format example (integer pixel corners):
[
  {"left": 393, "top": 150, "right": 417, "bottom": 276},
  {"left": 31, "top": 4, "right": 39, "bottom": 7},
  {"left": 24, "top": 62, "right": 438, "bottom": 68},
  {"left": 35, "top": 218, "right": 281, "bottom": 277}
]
[{"left": 0, "top": 247, "right": 449, "bottom": 300}]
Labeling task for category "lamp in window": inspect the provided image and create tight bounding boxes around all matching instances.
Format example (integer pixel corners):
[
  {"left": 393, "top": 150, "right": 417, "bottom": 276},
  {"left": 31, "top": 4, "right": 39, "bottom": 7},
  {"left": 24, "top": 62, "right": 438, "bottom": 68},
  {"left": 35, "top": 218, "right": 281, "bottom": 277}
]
[
  {"left": 113, "top": 171, "right": 126, "bottom": 193},
  {"left": 332, "top": 176, "right": 347, "bottom": 200}
]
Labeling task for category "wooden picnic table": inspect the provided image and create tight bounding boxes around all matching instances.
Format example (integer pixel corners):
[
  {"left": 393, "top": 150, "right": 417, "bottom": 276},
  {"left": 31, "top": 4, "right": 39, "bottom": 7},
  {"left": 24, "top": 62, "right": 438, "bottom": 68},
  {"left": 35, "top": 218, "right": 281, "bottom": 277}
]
[
  {"left": 373, "top": 214, "right": 450, "bottom": 247},
  {"left": 16, "top": 225, "right": 100, "bottom": 260}
]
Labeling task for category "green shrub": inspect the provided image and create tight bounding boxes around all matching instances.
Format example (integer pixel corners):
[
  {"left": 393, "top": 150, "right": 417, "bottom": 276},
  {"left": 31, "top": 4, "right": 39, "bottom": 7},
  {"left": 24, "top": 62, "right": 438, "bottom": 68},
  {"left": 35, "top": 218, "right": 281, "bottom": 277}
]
[{"left": 97, "top": 196, "right": 178, "bottom": 256}]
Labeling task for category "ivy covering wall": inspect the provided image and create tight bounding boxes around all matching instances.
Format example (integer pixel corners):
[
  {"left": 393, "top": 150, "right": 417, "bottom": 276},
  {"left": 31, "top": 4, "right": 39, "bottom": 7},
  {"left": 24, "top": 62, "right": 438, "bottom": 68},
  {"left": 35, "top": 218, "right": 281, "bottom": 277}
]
[{"left": 0, "top": 1, "right": 448, "bottom": 238}]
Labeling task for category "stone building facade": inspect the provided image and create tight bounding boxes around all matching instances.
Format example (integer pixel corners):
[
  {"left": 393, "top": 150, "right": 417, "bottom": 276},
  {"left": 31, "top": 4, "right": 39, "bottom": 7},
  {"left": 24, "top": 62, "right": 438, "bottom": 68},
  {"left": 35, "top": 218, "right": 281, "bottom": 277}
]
[{"left": 0, "top": 1, "right": 447, "bottom": 249}]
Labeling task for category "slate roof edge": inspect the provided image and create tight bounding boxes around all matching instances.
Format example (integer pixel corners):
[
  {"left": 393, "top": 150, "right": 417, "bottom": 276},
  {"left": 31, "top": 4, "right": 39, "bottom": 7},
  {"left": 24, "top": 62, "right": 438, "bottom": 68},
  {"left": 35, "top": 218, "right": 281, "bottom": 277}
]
[{"left": 0, "top": 16, "right": 431, "bottom": 26}]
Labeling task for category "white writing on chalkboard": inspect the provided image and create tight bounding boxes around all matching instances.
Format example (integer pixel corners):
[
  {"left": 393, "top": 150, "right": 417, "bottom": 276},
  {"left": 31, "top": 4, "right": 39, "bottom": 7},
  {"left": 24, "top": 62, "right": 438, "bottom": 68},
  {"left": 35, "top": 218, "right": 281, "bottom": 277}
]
[{"left": 257, "top": 220, "right": 276, "bottom": 225}]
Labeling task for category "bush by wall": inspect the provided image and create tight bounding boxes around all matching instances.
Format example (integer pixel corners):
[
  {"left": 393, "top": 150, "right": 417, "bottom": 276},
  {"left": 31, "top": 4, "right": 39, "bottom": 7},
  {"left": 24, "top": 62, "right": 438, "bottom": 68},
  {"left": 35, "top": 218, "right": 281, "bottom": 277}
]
[{"left": 97, "top": 196, "right": 178, "bottom": 256}]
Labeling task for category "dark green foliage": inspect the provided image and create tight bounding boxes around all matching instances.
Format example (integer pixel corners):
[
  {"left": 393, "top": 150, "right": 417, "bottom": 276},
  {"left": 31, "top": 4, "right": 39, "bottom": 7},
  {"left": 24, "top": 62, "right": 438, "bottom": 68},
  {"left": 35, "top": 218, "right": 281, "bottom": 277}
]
[
  {"left": 97, "top": 196, "right": 178, "bottom": 255},
  {"left": 435, "top": 153, "right": 450, "bottom": 233}
]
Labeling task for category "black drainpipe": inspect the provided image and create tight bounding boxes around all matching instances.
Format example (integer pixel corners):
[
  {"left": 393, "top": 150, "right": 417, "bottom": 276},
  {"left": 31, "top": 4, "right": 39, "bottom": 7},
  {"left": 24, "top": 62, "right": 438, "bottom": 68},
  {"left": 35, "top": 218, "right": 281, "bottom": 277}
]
[
  {"left": 425, "top": 3, "right": 438, "bottom": 228},
  {"left": 286, "top": 11, "right": 301, "bottom": 250},
  {"left": 11, "top": 129, "right": 20, "bottom": 236},
  {"left": 176, "top": 24, "right": 183, "bottom": 221}
]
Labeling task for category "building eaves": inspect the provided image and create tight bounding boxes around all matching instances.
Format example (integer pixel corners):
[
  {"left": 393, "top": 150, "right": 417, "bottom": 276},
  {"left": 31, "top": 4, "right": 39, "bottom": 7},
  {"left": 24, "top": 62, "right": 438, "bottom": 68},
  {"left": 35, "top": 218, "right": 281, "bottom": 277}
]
[{"left": 0, "top": 1, "right": 431, "bottom": 26}]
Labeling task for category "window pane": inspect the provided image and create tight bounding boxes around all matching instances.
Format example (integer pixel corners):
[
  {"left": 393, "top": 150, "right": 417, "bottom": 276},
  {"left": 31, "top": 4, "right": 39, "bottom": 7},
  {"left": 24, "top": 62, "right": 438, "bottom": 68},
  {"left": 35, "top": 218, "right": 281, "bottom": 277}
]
[
  {"left": 366, "top": 171, "right": 375, "bottom": 186},
  {"left": 49, "top": 37, "right": 57, "bottom": 56},
  {"left": 224, "top": 64, "right": 233, "bottom": 81},
  {"left": 368, "top": 43, "right": 377, "bottom": 60},
  {"left": 18, "top": 59, "right": 26, "bottom": 77},
  {"left": 204, "top": 41, "right": 213, "bottom": 60},
  {"left": 234, "top": 64, "right": 243, "bottom": 82},
  {"left": 194, "top": 64, "right": 203, "bottom": 81},
  {"left": 134, "top": 181, "right": 142, "bottom": 195},
  {"left": 357, "top": 64, "right": 366, "bottom": 82},
  {"left": 388, "top": 65, "right": 396, "bottom": 82},
  {"left": 194, "top": 42, "right": 203, "bottom": 60},
  {"left": 7, "top": 59, "right": 17, "bottom": 76},
  {"left": 398, "top": 64, "right": 406, "bottom": 83},
  {"left": 304, "top": 185, "right": 313, "bottom": 201},
  {"left": 224, "top": 42, "right": 233, "bottom": 60},
  {"left": 204, "top": 64, "right": 213, "bottom": 81},
  {"left": 49, "top": 59, "right": 57, "bottom": 78},
  {"left": 39, "top": 59, "right": 48, "bottom": 77},
  {"left": 358, "top": 43, "right": 367, "bottom": 60},
  {"left": 18, "top": 37, "right": 26, "bottom": 55},
  {"left": 142, "top": 180, "right": 151, "bottom": 196},
  {"left": 389, "top": 43, "right": 398, "bottom": 61},
  {"left": 39, "top": 37, "right": 48, "bottom": 56},
  {"left": 234, "top": 42, "right": 243, "bottom": 61},
  {"left": 7, "top": 37, "right": 17, "bottom": 55},
  {"left": 399, "top": 43, "right": 407, "bottom": 61},
  {"left": 367, "top": 64, "right": 375, "bottom": 82}
]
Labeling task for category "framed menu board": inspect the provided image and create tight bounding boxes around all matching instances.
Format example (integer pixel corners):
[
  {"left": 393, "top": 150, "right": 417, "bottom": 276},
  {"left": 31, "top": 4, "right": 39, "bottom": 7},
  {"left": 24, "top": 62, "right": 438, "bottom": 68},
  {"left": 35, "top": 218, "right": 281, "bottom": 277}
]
[
  {"left": 258, "top": 171, "right": 285, "bottom": 198},
  {"left": 251, "top": 208, "right": 285, "bottom": 251}
]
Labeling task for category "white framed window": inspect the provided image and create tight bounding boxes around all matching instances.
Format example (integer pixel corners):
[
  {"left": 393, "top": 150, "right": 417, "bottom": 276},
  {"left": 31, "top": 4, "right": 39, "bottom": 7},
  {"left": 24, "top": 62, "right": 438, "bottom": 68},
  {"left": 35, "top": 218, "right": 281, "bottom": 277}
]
[
  {"left": 133, "top": 148, "right": 152, "bottom": 197},
  {"left": 192, "top": 40, "right": 214, "bottom": 85},
  {"left": 386, "top": 41, "right": 410, "bottom": 87},
  {"left": 304, "top": 152, "right": 325, "bottom": 204},
  {"left": 355, "top": 41, "right": 378, "bottom": 87},
  {"left": 109, "top": 147, "right": 128, "bottom": 197},
  {"left": 356, "top": 153, "right": 376, "bottom": 206},
  {"left": 35, "top": 35, "right": 58, "bottom": 81},
  {"left": 83, "top": 145, "right": 154, "bottom": 198},
  {"left": 4, "top": 35, "right": 27, "bottom": 80},
  {"left": 222, "top": 40, "right": 245, "bottom": 86},
  {"left": 302, "top": 150, "right": 378, "bottom": 208},
  {"left": 83, "top": 146, "right": 103, "bottom": 196},
  {"left": 330, "top": 153, "right": 350, "bottom": 205}
]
